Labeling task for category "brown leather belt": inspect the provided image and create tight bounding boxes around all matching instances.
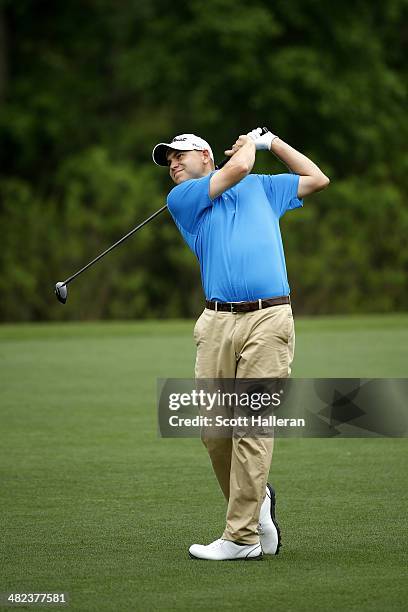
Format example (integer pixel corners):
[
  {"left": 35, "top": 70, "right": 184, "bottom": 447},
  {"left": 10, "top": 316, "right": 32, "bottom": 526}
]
[{"left": 205, "top": 295, "right": 290, "bottom": 313}]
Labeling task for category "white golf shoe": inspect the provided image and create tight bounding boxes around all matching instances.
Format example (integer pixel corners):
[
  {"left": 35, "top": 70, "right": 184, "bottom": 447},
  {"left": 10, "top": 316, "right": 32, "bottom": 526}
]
[
  {"left": 258, "top": 483, "right": 281, "bottom": 555},
  {"left": 189, "top": 538, "right": 262, "bottom": 561}
]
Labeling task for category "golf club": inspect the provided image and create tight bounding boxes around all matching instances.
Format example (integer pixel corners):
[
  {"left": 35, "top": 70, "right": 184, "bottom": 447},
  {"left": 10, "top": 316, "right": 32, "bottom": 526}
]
[
  {"left": 55, "top": 128, "right": 269, "bottom": 304},
  {"left": 55, "top": 204, "right": 167, "bottom": 304}
]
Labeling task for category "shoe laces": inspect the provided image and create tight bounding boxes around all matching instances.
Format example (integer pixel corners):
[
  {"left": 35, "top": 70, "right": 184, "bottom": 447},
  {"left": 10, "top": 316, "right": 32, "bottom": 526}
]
[{"left": 257, "top": 523, "right": 264, "bottom": 535}]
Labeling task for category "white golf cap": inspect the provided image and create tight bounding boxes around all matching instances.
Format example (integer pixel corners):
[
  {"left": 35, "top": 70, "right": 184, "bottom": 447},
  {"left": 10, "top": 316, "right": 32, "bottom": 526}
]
[{"left": 152, "top": 133, "right": 214, "bottom": 166}]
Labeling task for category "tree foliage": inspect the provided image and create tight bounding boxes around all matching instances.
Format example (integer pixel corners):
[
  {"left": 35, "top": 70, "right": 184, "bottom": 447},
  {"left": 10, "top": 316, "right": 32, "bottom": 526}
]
[{"left": 0, "top": 0, "right": 407, "bottom": 320}]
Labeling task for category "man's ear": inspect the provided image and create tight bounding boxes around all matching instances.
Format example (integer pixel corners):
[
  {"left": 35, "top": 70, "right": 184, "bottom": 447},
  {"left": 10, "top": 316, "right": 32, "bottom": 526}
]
[{"left": 202, "top": 150, "right": 213, "bottom": 167}]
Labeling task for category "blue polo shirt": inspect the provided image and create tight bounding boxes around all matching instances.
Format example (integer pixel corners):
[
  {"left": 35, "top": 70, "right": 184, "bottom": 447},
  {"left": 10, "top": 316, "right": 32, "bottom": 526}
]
[{"left": 167, "top": 172, "right": 303, "bottom": 302}]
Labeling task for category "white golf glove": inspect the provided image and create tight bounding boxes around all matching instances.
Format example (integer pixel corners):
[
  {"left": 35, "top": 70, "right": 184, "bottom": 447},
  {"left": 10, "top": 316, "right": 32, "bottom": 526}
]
[{"left": 247, "top": 127, "right": 278, "bottom": 150}]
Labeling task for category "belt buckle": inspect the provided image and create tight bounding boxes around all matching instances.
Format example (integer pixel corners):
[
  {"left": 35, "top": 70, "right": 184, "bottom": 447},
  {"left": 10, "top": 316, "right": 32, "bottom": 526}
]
[{"left": 230, "top": 302, "right": 238, "bottom": 313}]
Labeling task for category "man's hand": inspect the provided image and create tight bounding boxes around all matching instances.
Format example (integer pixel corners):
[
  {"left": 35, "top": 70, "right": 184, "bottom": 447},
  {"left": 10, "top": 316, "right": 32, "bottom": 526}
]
[
  {"left": 247, "top": 127, "right": 278, "bottom": 151},
  {"left": 210, "top": 135, "right": 256, "bottom": 199},
  {"left": 224, "top": 134, "right": 255, "bottom": 157}
]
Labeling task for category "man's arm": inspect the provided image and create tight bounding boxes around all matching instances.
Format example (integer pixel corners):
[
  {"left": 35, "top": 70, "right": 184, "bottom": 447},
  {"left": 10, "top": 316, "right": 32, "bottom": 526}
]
[
  {"left": 209, "top": 135, "right": 256, "bottom": 199},
  {"left": 270, "top": 138, "right": 330, "bottom": 198}
]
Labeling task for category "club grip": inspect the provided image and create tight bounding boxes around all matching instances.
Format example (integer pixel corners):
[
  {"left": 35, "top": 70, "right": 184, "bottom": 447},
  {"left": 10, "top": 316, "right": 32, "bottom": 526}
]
[{"left": 216, "top": 127, "right": 270, "bottom": 170}]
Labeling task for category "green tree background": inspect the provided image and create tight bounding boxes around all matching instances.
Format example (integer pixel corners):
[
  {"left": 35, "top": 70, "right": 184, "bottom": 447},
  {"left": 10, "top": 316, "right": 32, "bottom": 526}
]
[{"left": 1, "top": 0, "right": 407, "bottom": 320}]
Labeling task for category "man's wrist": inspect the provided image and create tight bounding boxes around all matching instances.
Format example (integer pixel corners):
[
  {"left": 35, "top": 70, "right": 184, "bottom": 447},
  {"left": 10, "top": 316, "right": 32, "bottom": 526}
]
[{"left": 269, "top": 136, "right": 280, "bottom": 151}]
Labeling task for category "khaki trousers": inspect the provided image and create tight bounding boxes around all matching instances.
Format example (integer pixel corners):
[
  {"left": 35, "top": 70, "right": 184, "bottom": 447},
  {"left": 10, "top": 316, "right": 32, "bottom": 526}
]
[{"left": 194, "top": 304, "right": 295, "bottom": 544}]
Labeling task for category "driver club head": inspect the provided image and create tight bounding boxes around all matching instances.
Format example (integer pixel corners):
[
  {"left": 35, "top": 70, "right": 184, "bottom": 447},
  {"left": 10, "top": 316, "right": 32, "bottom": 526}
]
[{"left": 55, "top": 282, "right": 68, "bottom": 304}]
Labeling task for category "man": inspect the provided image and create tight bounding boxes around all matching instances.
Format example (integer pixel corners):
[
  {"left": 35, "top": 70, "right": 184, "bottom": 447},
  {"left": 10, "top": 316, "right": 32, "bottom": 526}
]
[{"left": 152, "top": 128, "right": 329, "bottom": 560}]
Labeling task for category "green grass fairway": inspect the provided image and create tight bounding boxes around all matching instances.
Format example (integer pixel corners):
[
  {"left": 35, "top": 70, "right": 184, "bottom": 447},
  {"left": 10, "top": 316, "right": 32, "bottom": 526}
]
[{"left": 1, "top": 315, "right": 407, "bottom": 611}]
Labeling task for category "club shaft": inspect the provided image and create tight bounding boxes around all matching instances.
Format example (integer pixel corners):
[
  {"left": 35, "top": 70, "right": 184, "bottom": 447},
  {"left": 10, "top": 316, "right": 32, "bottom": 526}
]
[
  {"left": 216, "top": 156, "right": 230, "bottom": 170},
  {"left": 62, "top": 204, "right": 168, "bottom": 286}
]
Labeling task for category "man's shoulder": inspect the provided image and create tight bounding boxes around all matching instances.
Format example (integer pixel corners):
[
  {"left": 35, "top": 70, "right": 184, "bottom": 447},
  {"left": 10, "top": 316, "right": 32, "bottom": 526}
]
[{"left": 167, "top": 172, "right": 214, "bottom": 225}]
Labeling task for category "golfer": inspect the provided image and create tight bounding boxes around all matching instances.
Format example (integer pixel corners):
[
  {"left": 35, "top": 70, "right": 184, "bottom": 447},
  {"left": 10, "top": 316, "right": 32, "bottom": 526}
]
[{"left": 152, "top": 128, "right": 329, "bottom": 560}]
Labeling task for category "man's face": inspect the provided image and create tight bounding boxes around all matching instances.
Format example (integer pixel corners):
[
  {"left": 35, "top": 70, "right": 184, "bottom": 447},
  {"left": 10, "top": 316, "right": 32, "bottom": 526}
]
[{"left": 166, "top": 149, "right": 211, "bottom": 184}]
